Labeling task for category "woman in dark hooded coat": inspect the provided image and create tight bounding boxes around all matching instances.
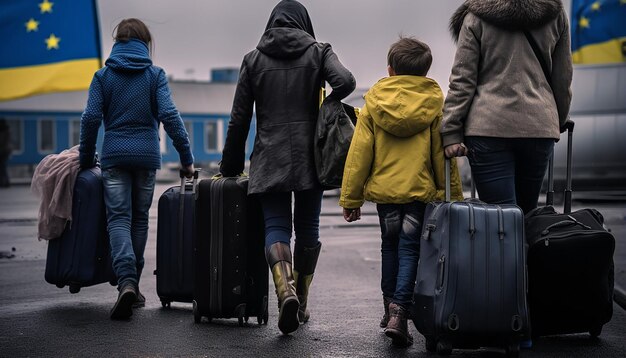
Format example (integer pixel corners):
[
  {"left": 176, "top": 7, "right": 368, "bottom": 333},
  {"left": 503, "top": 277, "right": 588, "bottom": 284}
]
[{"left": 220, "top": 0, "right": 355, "bottom": 335}]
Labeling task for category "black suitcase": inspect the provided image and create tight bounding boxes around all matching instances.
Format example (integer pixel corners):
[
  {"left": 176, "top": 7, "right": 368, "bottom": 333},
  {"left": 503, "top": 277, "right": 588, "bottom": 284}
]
[
  {"left": 413, "top": 160, "right": 529, "bottom": 356},
  {"left": 45, "top": 167, "right": 116, "bottom": 292},
  {"left": 193, "top": 176, "right": 268, "bottom": 326},
  {"left": 154, "top": 170, "right": 198, "bottom": 307},
  {"left": 524, "top": 120, "right": 615, "bottom": 338}
]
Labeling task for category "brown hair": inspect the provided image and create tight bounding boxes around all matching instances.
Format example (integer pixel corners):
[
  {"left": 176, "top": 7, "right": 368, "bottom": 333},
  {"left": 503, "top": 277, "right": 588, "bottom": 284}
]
[
  {"left": 113, "top": 18, "right": 153, "bottom": 53},
  {"left": 387, "top": 36, "right": 432, "bottom": 76}
]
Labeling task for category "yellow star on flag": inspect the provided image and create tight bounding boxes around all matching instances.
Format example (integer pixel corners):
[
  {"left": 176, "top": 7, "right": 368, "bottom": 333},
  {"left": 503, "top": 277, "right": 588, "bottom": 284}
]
[
  {"left": 45, "top": 34, "right": 60, "bottom": 50},
  {"left": 579, "top": 16, "right": 591, "bottom": 29},
  {"left": 591, "top": 1, "right": 601, "bottom": 11},
  {"left": 25, "top": 18, "right": 39, "bottom": 32},
  {"left": 621, "top": 0, "right": 626, "bottom": 5},
  {"left": 39, "top": 0, "right": 53, "bottom": 14}
]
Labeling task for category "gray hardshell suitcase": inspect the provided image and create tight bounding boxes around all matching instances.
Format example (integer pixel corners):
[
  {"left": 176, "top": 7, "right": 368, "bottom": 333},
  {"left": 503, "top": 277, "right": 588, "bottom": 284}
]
[{"left": 413, "top": 160, "right": 529, "bottom": 356}]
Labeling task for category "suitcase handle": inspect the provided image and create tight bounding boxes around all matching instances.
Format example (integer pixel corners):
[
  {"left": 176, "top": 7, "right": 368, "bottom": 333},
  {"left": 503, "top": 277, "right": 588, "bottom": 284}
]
[
  {"left": 547, "top": 119, "right": 574, "bottom": 213},
  {"left": 445, "top": 159, "right": 451, "bottom": 202},
  {"left": 540, "top": 218, "right": 592, "bottom": 236},
  {"left": 177, "top": 169, "right": 199, "bottom": 287}
]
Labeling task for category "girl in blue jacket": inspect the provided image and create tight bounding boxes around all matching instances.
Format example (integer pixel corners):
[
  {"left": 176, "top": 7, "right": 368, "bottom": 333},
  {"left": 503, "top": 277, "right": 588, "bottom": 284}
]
[{"left": 79, "top": 18, "right": 194, "bottom": 320}]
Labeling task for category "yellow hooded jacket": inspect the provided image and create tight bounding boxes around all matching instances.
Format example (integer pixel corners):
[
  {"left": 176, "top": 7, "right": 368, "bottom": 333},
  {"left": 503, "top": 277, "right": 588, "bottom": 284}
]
[{"left": 339, "top": 76, "right": 463, "bottom": 209}]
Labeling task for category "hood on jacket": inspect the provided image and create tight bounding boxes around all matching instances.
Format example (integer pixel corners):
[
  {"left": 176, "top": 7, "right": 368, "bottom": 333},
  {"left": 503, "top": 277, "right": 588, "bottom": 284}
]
[
  {"left": 105, "top": 38, "right": 152, "bottom": 71},
  {"left": 450, "top": 0, "right": 563, "bottom": 41},
  {"left": 365, "top": 76, "right": 443, "bottom": 138},
  {"left": 257, "top": 0, "right": 317, "bottom": 59}
]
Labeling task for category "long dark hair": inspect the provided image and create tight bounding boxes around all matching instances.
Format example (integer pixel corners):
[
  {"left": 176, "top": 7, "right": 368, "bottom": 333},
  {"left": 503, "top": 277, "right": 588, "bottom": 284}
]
[{"left": 112, "top": 18, "right": 153, "bottom": 54}]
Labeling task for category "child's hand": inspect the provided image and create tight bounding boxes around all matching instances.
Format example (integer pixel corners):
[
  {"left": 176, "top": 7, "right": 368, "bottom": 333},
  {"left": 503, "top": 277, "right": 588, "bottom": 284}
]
[
  {"left": 444, "top": 143, "right": 467, "bottom": 158},
  {"left": 343, "top": 208, "right": 361, "bottom": 222}
]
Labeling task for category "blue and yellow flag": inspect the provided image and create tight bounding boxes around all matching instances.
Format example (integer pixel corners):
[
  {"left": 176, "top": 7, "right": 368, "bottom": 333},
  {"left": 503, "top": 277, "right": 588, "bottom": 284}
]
[
  {"left": 0, "top": 0, "right": 101, "bottom": 101},
  {"left": 571, "top": 0, "right": 626, "bottom": 64}
]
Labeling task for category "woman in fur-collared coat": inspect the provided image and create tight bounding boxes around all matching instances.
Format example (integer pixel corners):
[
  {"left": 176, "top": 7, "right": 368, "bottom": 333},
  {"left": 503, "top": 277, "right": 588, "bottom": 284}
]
[{"left": 441, "top": 0, "right": 573, "bottom": 214}]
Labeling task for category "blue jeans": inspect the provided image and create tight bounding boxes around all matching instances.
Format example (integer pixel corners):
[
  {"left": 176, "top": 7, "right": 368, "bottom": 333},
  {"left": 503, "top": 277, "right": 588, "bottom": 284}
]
[
  {"left": 102, "top": 167, "right": 156, "bottom": 287},
  {"left": 258, "top": 190, "right": 323, "bottom": 249},
  {"left": 377, "top": 201, "right": 426, "bottom": 309},
  {"left": 465, "top": 137, "right": 554, "bottom": 214}
]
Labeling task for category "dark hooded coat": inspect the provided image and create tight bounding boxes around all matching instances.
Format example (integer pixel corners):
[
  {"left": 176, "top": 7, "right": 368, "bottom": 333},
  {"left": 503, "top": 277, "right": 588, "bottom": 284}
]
[
  {"left": 220, "top": 0, "right": 356, "bottom": 194},
  {"left": 441, "top": 0, "right": 573, "bottom": 147}
]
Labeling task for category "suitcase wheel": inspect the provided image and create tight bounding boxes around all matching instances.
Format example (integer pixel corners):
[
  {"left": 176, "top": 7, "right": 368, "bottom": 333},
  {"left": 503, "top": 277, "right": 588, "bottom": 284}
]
[
  {"left": 56, "top": 283, "right": 65, "bottom": 289},
  {"left": 161, "top": 300, "right": 171, "bottom": 309},
  {"left": 436, "top": 340, "right": 452, "bottom": 356},
  {"left": 244, "top": 315, "right": 249, "bottom": 323},
  {"left": 69, "top": 285, "right": 80, "bottom": 294},
  {"left": 193, "top": 300, "right": 201, "bottom": 324},
  {"left": 506, "top": 343, "right": 520, "bottom": 358},
  {"left": 589, "top": 325, "right": 602, "bottom": 338}
]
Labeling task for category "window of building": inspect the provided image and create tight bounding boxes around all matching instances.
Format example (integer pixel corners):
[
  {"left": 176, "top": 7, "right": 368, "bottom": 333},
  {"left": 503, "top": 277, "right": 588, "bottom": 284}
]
[
  {"left": 205, "top": 120, "right": 223, "bottom": 152},
  {"left": 4, "top": 117, "right": 24, "bottom": 154},
  {"left": 38, "top": 119, "right": 56, "bottom": 153},
  {"left": 68, "top": 118, "right": 81, "bottom": 147}
]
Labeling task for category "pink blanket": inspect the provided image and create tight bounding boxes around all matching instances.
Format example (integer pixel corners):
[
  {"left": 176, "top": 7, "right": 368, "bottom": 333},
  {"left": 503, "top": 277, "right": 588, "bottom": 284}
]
[{"left": 31, "top": 146, "right": 81, "bottom": 240}]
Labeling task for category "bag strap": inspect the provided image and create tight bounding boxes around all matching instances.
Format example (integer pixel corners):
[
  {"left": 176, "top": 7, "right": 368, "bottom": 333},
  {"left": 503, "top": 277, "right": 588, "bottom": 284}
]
[{"left": 523, "top": 30, "right": 552, "bottom": 90}]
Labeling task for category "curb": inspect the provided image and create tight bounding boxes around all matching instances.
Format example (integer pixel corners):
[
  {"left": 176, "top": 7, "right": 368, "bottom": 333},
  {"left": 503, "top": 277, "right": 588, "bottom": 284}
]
[{"left": 614, "top": 284, "right": 626, "bottom": 310}]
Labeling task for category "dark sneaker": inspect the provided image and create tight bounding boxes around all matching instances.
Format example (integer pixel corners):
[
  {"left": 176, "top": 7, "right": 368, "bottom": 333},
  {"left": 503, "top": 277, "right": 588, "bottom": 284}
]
[
  {"left": 132, "top": 291, "right": 145, "bottom": 308},
  {"left": 110, "top": 282, "right": 137, "bottom": 320},
  {"left": 384, "top": 303, "right": 413, "bottom": 347}
]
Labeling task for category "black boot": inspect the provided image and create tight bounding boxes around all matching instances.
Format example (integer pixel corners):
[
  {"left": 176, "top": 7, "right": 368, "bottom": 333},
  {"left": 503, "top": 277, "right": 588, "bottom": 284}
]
[
  {"left": 266, "top": 242, "right": 300, "bottom": 334},
  {"left": 110, "top": 281, "right": 137, "bottom": 320},
  {"left": 293, "top": 242, "right": 321, "bottom": 324}
]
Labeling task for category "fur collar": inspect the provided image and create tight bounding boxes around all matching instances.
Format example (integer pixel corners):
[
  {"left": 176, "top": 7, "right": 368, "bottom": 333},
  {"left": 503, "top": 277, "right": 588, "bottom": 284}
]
[{"left": 449, "top": 0, "right": 563, "bottom": 42}]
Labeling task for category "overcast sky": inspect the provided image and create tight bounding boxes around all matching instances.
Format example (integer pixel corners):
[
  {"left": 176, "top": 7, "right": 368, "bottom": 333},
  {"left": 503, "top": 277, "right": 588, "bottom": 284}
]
[{"left": 97, "top": 0, "right": 573, "bottom": 91}]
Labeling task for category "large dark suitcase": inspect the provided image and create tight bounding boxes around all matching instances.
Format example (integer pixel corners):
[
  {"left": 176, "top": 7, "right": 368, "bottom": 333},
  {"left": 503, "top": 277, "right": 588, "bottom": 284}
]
[
  {"left": 193, "top": 176, "right": 268, "bottom": 326},
  {"left": 413, "top": 160, "right": 529, "bottom": 356},
  {"left": 154, "top": 170, "right": 198, "bottom": 307},
  {"left": 45, "top": 167, "right": 116, "bottom": 293},
  {"left": 525, "top": 121, "right": 615, "bottom": 338}
]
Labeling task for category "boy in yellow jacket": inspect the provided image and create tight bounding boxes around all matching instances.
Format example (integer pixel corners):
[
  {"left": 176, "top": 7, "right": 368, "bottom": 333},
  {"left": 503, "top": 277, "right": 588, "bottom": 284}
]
[{"left": 339, "top": 37, "right": 463, "bottom": 347}]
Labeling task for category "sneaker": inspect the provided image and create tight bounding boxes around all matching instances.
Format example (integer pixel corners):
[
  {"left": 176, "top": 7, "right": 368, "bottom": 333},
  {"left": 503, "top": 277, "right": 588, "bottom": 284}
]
[
  {"left": 384, "top": 303, "right": 414, "bottom": 347},
  {"left": 110, "top": 282, "right": 137, "bottom": 320},
  {"left": 132, "top": 291, "right": 145, "bottom": 308}
]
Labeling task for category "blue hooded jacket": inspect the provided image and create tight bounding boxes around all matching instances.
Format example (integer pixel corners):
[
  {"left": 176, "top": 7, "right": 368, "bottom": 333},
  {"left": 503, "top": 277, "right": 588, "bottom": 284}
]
[{"left": 79, "top": 39, "right": 193, "bottom": 169}]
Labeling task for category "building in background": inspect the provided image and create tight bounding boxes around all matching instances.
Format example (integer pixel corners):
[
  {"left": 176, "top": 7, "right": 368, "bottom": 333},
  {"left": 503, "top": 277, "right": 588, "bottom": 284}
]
[{"left": 0, "top": 68, "right": 252, "bottom": 180}]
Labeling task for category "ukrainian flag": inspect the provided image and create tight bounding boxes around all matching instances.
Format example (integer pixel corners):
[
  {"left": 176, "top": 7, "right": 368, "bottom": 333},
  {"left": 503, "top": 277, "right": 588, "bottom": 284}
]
[
  {"left": 0, "top": 0, "right": 101, "bottom": 101},
  {"left": 571, "top": 0, "right": 626, "bottom": 64}
]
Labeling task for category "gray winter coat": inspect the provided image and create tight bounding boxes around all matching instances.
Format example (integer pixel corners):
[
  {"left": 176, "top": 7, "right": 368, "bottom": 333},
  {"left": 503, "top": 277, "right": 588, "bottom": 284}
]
[
  {"left": 441, "top": 0, "right": 573, "bottom": 147},
  {"left": 220, "top": 1, "right": 355, "bottom": 194}
]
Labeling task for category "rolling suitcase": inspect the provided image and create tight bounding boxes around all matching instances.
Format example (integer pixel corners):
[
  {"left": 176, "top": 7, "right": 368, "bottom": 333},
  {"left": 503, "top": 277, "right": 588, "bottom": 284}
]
[
  {"left": 45, "top": 167, "right": 116, "bottom": 292},
  {"left": 412, "top": 160, "right": 529, "bottom": 356},
  {"left": 154, "top": 170, "right": 198, "bottom": 307},
  {"left": 193, "top": 176, "right": 268, "bottom": 326},
  {"left": 524, "top": 120, "right": 615, "bottom": 338}
]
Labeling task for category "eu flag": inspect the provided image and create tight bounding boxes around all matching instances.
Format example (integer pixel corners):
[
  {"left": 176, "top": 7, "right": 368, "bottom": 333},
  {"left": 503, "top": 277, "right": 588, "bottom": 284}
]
[
  {"left": 571, "top": 0, "right": 626, "bottom": 64},
  {"left": 0, "top": 0, "right": 101, "bottom": 101}
]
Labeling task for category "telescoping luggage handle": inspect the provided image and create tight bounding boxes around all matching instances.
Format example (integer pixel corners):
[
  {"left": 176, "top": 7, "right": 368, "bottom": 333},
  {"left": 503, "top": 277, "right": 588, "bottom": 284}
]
[
  {"left": 177, "top": 169, "right": 199, "bottom": 287},
  {"left": 547, "top": 120, "right": 575, "bottom": 213}
]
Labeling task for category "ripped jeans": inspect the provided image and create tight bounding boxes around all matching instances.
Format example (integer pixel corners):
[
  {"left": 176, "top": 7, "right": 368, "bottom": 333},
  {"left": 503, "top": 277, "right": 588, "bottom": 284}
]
[{"left": 377, "top": 201, "right": 426, "bottom": 309}]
